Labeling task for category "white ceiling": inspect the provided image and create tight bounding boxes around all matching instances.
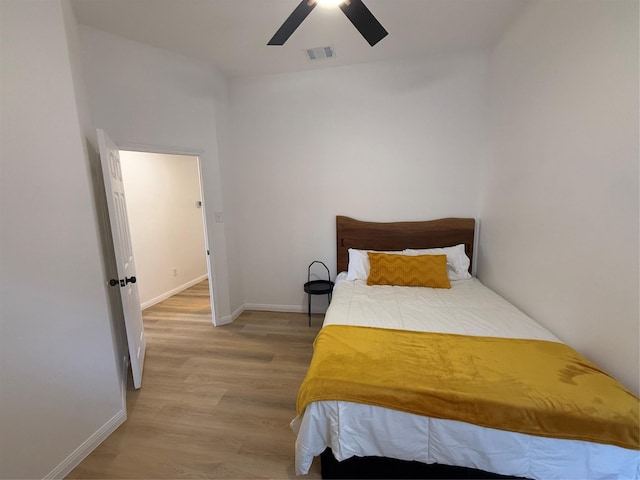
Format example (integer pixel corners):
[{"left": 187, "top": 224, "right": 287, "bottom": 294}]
[{"left": 71, "top": 0, "right": 529, "bottom": 78}]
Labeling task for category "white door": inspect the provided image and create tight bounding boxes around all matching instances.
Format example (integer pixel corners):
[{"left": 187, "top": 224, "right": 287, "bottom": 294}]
[
  {"left": 195, "top": 158, "right": 217, "bottom": 326},
  {"left": 98, "top": 129, "right": 146, "bottom": 389}
]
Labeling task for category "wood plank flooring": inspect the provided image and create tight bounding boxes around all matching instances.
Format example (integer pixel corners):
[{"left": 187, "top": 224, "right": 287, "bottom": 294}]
[{"left": 67, "top": 281, "right": 323, "bottom": 479}]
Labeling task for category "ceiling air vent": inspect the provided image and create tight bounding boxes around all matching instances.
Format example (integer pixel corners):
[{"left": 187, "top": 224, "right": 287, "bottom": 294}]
[{"left": 305, "top": 45, "right": 336, "bottom": 61}]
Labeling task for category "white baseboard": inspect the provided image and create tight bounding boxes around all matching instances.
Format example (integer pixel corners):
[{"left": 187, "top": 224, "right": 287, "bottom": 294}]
[
  {"left": 215, "top": 303, "right": 326, "bottom": 326},
  {"left": 243, "top": 303, "right": 328, "bottom": 315},
  {"left": 216, "top": 304, "right": 245, "bottom": 326},
  {"left": 230, "top": 305, "right": 245, "bottom": 321},
  {"left": 216, "top": 313, "right": 234, "bottom": 326},
  {"left": 141, "top": 274, "right": 208, "bottom": 310},
  {"left": 44, "top": 408, "right": 127, "bottom": 480}
]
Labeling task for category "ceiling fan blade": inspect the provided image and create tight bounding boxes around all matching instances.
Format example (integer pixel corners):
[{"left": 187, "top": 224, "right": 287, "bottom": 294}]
[
  {"left": 268, "top": 0, "right": 317, "bottom": 45},
  {"left": 339, "top": 0, "right": 388, "bottom": 46}
]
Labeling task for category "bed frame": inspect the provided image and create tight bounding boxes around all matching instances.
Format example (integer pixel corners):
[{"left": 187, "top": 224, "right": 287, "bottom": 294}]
[
  {"left": 320, "top": 448, "right": 522, "bottom": 479},
  {"left": 336, "top": 216, "right": 475, "bottom": 274},
  {"left": 325, "top": 216, "right": 526, "bottom": 479}
]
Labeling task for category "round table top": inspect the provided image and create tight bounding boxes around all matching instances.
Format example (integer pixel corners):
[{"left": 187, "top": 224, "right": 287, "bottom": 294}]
[{"left": 304, "top": 279, "right": 334, "bottom": 295}]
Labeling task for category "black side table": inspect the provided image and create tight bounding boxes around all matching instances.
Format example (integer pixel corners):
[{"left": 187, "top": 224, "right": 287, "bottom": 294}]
[{"left": 303, "top": 261, "right": 334, "bottom": 327}]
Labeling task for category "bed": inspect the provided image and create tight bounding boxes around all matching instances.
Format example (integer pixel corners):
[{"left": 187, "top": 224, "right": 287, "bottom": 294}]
[{"left": 291, "top": 216, "right": 639, "bottom": 479}]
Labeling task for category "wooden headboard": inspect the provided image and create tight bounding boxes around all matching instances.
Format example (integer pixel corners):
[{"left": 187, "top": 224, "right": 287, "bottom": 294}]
[{"left": 336, "top": 216, "right": 475, "bottom": 274}]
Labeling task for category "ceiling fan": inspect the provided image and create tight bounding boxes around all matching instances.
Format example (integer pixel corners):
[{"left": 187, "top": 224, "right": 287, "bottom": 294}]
[{"left": 268, "top": 0, "right": 388, "bottom": 47}]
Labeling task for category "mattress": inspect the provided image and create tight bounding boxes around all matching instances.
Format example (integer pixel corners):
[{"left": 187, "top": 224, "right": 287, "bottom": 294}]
[{"left": 292, "top": 274, "right": 640, "bottom": 479}]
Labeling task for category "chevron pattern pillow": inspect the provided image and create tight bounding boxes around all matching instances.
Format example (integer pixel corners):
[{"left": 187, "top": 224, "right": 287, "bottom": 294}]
[{"left": 367, "top": 252, "right": 451, "bottom": 288}]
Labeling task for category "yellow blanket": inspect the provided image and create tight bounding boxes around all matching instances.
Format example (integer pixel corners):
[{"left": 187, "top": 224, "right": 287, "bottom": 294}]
[{"left": 297, "top": 325, "right": 639, "bottom": 450}]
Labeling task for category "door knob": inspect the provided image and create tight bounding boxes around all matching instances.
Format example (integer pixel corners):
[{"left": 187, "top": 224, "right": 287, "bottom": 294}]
[
  {"left": 126, "top": 276, "right": 137, "bottom": 284},
  {"left": 109, "top": 279, "right": 119, "bottom": 287}
]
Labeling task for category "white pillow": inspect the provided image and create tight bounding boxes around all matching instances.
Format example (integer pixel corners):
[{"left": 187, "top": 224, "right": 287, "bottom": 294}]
[
  {"left": 345, "top": 248, "right": 402, "bottom": 281},
  {"left": 403, "top": 244, "right": 471, "bottom": 280}
]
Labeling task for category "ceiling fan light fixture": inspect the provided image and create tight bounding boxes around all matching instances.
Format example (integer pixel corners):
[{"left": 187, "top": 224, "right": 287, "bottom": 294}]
[
  {"left": 315, "top": 0, "right": 347, "bottom": 8},
  {"left": 268, "top": 0, "right": 386, "bottom": 47}
]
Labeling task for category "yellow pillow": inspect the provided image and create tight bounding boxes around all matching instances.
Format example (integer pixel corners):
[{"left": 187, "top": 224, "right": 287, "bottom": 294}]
[{"left": 367, "top": 252, "right": 451, "bottom": 289}]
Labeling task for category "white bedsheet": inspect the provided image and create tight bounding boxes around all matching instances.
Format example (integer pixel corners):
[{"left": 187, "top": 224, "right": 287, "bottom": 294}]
[
  {"left": 293, "top": 275, "right": 640, "bottom": 479},
  {"left": 323, "top": 275, "right": 560, "bottom": 342}
]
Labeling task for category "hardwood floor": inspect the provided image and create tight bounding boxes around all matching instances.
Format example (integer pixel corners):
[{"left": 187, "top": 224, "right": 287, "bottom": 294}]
[{"left": 67, "top": 281, "right": 323, "bottom": 479}]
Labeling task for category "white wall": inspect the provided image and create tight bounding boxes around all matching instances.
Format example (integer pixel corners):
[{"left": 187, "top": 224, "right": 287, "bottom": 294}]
[
  {"left": 78, "top": 26, "right": 238, "bottom": 323},
  {"left": 120, "top": 152, "right": 208, "bottom": 308},
  {"left": 0, "top": 1, "right": 125, "bottom": 477},
  {"left": 230, "top": 54, "right": 490, "bottom": 312},
  {"left": 479, "top": 0, "right": 639, "bottom": 394}
]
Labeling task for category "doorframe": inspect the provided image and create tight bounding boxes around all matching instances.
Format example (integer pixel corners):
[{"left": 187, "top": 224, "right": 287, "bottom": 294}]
[{"left": 117, "top": 141, "right": 218, "bottom": 326}]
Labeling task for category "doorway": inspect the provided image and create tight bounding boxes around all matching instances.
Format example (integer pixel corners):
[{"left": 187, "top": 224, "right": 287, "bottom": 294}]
[{"left": 118, "top": 150, "right": 215, "bottom": 325}]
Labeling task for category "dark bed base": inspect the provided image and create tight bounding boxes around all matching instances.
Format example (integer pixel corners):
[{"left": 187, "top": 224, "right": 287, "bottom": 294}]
[{"left": 320, "top": 448, "right": 528, "bottom": 480}]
